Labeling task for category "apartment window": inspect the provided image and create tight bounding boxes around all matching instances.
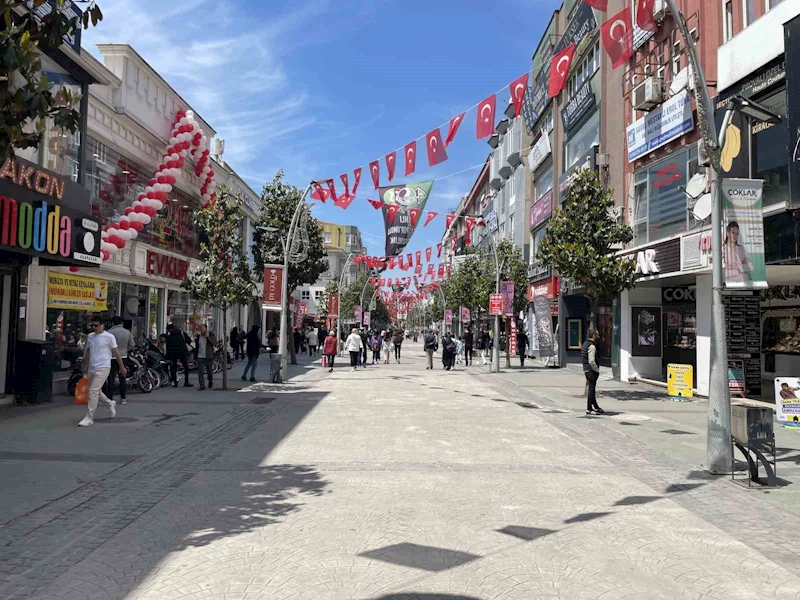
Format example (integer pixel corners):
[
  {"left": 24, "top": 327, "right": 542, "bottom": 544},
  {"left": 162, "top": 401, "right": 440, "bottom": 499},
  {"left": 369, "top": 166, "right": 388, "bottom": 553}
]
[
  {"left": 743, "top": 0, "right": 756, "bottom": 26},
  {"left": 314, "top": 290, "right": 324, "bottom": 300},
  {"left": 656, "top": 42, "right": 666, "bottom": 78},
  {"left": 565, "top": 110, "right": 600, "bottom": 170},
  {"left": 532, "top": 226, "right": 547, "bottom": 260},
  {"left": 567, "top": 40, "right": 600, "bottom": 97},
  {"left": 535, "top": 165, "right": 553, "bottom": 200},
  {"left": 725, "top": 1, "right": 734, "bottom": 40},
  {"left": 509, "top": 214, "right": 515, "bottom": 238},
  {"left": 768, "top": 0, "right": 784, "bottom": 8},
  {"left": 323, "top": 232, "right": 331, "bottom": 244},
  {"left": 301, "top": 290, "right": 310, "bottom": 301},
  {"left": 672, "top": 37, "right": 682, "bottom": 76}
]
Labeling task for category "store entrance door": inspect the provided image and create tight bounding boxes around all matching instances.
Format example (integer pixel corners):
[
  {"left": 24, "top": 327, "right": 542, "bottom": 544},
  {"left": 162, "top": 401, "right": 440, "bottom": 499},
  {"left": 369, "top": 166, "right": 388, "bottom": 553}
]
[{"left": 0, "top": 273, "right": 13, "bottom": 396}]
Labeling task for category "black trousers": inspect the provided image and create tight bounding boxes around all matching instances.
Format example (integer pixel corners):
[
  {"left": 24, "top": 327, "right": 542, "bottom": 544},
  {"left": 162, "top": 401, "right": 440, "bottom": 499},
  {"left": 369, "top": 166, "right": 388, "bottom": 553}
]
[
  {"left": 394, "top": 345, "right": 401, "bottom": 360},
  {"left": 349, "top": 351, "right": 360, "bottom": 367},
  {"left": 464, "top": 346, "right": 472, "bottom": 366},
  {"left": 105, "top": 359, "right": 127, "bottom": 400},
  {"left": 326, "top": 354, "right": 335, "bottom": 369},
  {"left": 168, "top": 354, "right": 190, "bottom": 384},
  {"left": 585, "top": 370, "right": 600, "bottom": 411},
  {"left": 519, "top": 353, "right": 526, "bottom": 366}
]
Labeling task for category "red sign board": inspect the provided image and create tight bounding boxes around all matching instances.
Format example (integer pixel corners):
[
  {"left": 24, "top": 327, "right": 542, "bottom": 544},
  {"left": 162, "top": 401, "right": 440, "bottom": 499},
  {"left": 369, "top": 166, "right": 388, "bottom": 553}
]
[
  {"left": 328, "top": 292, "right": 340, "bottom": 317},
  {"left": 262, "top": 265, "right": 284, "bottom": 310},
  {"left": 147, "top": 251, "right": 189, "bottom": 280},
  {"left": 527, "top": 277, "right": 559, "bottom": 301},
  {"left": 489, "top": 293, "right": 503, "bottom": 316}
]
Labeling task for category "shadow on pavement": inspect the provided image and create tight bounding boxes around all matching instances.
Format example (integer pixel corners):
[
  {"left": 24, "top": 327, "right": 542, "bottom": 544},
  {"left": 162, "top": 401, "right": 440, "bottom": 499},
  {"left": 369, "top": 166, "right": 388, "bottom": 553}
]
[
  {"left": 359, "top": 542, "right": 480, "bottom": 572},
  {"left": 369, "top": 595, "right": 484, "bottom": 600},
  {"left": 599, "top": 389, "right": 670, "bottom": 402}
]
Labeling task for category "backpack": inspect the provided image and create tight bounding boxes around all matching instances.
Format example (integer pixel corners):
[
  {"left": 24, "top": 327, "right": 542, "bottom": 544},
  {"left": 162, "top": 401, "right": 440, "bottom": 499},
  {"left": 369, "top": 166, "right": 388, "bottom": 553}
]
[{"left": 371, "top": 338, "right": 380, "bottom": 352}]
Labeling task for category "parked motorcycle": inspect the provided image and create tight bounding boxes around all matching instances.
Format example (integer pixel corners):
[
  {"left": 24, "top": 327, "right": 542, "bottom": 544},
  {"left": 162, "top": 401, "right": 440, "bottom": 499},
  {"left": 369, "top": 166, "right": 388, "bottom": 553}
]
[
  {"left": 144, "top": 341, "right": 171, "bottom": 389},
  {"left": 67, "top": 353, "right": 154, "bottom": 395}
]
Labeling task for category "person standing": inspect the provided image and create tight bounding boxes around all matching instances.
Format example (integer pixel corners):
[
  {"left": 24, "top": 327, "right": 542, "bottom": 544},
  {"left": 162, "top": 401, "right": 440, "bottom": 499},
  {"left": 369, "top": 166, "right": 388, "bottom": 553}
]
[
  {"left": 393, "top": 328, "right": 404, "bottom": 363},
  {"left": 242, "top": 324, "right": 264, "bottom": 382},
  {"left": 230, "top": 327, "right": 241, "bottom": 361},
  {"left": 423, "top": 328, "right": 437, "bottom": 370},
  {"left": 480, "top": 328, "right": 491, "bottom": 365},
  {"left": 106, "top": 316, "right": 134, "bottom": 404},
  {"left": 517, "top": 327, "right": 529, "bottom": 368},
  {"left": 345, "top": 328, "right": 363, "bottom": 371},
  {"left": 441, "top": 332, "right": 456, "bottom": 370},
  {"left": 79, "top": 316, "right": 126, "bottom": 427},
  {"left": 195, "top": 325, "right": 215, "bottom": 390},
  {"left": 359, "top": 330, "right": 369, "bottom": 367},
  {"left": 582, "top": 329, "right": 604, "bottom": 415},
  {"left": 370, "top": 332, "right": 382, "bottom": 364},
  {"left": 323, "top": 330, "right": 338, "bottom": 372},
  {"left": 382, "top": 330, "right": 392, "bottom": 364},
  {"left": 463, "top": 327, "right": 474, "bottom": 367},
  {"left": 293, "top": 328, "right": 304, "bottom": 356},
  {"left": 307, "top": 327, "right": 318, "bottom": 356},
  {"left": 267, "top": 327, "right": 279, "bottom": 354},
  {"left": 165, "top": 325, "right": 192, "bottom": 388}
]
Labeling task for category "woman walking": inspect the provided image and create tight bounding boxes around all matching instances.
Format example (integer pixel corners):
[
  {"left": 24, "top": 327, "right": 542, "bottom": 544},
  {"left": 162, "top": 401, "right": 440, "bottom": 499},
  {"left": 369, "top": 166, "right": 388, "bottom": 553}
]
[
  {"left": 345, "top": 328, "right": 363, "bottom": 372},
  {"left": 323, "top": 330, "right": 338, "bottom": 373},
  {"left": 382, "top": 330, "right": 392, "bottom": 364},
  {"left": 393, "top": 328, "right": 404, "bottom": 363},
  {"left": 370, "top": 332, "right": 382, "bottom": 364},
  {"left": 307, "top": 327, "right": 318, "bottom": 356},
  {"left": 230, "top": 326, "right": 241, "bottom": 361},
  {"left": 241, "top": 324, "right": 264, "bottom": 382}
]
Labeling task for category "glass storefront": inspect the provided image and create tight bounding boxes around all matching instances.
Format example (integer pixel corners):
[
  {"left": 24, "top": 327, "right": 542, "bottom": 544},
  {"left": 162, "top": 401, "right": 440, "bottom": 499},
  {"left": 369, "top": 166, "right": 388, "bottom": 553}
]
[
  {"left": 751, "top": 87, "right": 789, "bottom": 207},
  {"left": 565, "top": 111, "right": 600, "bottom": 171},
  {"left": 167, "top": 290, "right": 211, "bottom": 338}
]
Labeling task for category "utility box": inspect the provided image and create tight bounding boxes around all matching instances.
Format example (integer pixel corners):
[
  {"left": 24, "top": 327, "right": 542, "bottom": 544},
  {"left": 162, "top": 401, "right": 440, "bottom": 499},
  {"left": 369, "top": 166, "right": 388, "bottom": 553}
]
[
  {"left": 732, "top": 404, "right": 774, "bottom": 446},
  {"left": 14, "top": 340, "right": 55, "bottom": 405}
]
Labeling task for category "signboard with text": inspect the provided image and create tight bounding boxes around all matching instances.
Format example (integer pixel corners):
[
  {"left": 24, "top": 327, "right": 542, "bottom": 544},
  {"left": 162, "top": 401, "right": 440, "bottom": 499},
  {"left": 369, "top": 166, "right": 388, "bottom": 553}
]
[
  {"left": 626, "top": 91, "right": 694, "bottom": 162},
  {"left": 47, "top": 272, "right": 107, "bottom": 311},
  {"left": 328, "top": 292, "right": 339, "bottom": 317},
  {"left": 489, "top": 294, "right": 503, "bottom": 316},
  {"left": 262, "top": 265, "right": 284, "bottom": 311},
  {"left": 774, "top": 377, "right": 800, "bottom": 427}
]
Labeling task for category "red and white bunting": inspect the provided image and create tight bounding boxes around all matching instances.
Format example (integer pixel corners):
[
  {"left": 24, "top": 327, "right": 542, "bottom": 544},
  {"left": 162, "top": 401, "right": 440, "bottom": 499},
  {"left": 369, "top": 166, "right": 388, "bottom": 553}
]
[
  {"left": 444, "top": 112, "right": 465, "bottom": 147},
  {"left": 424, "top": 211, "right": 438, "bottom": 227},
  {"left": 509, "top": 72, "right": 529, "bottom": 117},
  {"left": 385, "top": 151, "right": 396, "bottom": 182}
]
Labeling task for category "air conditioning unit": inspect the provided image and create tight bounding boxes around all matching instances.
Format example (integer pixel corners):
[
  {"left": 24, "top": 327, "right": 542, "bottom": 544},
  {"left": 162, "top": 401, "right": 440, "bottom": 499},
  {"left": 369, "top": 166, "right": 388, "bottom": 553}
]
[
  {"left": 632, "top": 77, "right": 665, "bottom": 112},
  {"left": 653, "top": 0, "right": 668, "bottom": 22}
]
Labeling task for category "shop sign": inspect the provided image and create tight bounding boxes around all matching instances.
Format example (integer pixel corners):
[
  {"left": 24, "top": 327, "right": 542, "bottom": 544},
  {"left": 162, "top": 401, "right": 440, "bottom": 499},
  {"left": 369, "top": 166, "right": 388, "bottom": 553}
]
[
  {"left": 489, "top": 294, "right": 503, "bottom": 316},
  {"left": 625, "top": 237, "right": 681, "bottom": 279},
  {"left": 527, "top": 133, "right": 551, "bottom": 172},
  {"left": 510, "top": 319, "right": 518, "bottom": 355},
  {"left": 555, "top": 0, "right": 596, "bottom": 59},
  {"left": 667, "top": 364, "right": 693, "bottom": 399},
  {"left": 25, "top": 0, "right": 82, "bottom": 54},
  {"left": 561, "top": 80, "right": 595, "bottom": 132},
  {"left": 147, "top": 250, "right": 189, "bottom": 280},
  {"left": 774, "top": 377, "right": 800, "bottom": 426},
  {"left": 721, "top": 179, "right": 766, "bottom": 289},
  {"left": 522, "top": 80, "right": 550, "bottom": 133},
  {"left": 262, "top": 264, "right": 284, "bottom": 311},
  {"left": 715, "top": 59, "right": 786, "bottom": 109},
  {"left": 663, "top": 286, "right": 696, "bottom": 304},
  {"left": 328, "top": 292, "right": 339, "bottom": 317},
  {"left": 527, "top": 261, "right": 551, "bottom": 282},
  {"left": 530, "top": 190, "right": 553, "bottom": 230},
  {"left": 528, "top": 277, "right": 558, "bottom": 300},
  {"left": 47, "top": 272, "right": 107, "bottom": 311},
  {"left": 626, "top": 90, "right": 694, "bottom": 162},
  {"left": 484, "top": 209, "right": 498, "bottom": 232},
  {"left": 0, "top": 157, "right": 100, "bottom": 267}
]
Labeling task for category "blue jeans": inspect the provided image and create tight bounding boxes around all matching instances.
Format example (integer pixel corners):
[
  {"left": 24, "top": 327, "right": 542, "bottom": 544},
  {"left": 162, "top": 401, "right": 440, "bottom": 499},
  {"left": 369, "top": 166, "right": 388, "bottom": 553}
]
[{"left": 242, "top": 356, "right": 258, "bottom": 379}]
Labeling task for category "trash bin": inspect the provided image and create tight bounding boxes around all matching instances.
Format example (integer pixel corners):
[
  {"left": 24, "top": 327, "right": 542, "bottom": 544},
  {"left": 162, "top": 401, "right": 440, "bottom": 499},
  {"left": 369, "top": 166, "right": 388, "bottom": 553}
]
[{"left": 15, "top": 340, "right": 55, "bottom": 405}]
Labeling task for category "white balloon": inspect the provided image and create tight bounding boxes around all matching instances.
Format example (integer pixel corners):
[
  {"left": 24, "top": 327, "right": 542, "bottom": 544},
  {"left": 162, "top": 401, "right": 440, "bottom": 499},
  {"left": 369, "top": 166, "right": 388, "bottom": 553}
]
[
  {"left": 186, "top": 110, "right": 194, "bottom": 119},
  {"left": 169, "top": 137, "right": 177, "bottom": 146},
  {"left": 144, "top": 186, "right": 154, "bottom": 194},
  {"left": 107, "top": 227, "right": 118, "bottom": 236},
  {"left": 129, "top": 228, "right": 138, "bottom": 239},
  {"left": 179, "top": 149, "right": 187, "bottom": 158},
  {"left": 179, "top": 117, "right": 188, "bottom": 126},
  {"left": 140, "top": 214, "right": 152, "bottom": 225},
  {"left": 106, "top": 243, "right": 118, "bottom": 255},
  {"left": 101, "top": 231, "right": 109, "bottom": 240},
  {"left": 152, "top": 200, "right": 164, "bottom": 211},
  {"left": 118, "top": 230, "right": 131, "bottom": 241},
  {"left": 170, "top": 153, "right": 179, "bottom": 162}
]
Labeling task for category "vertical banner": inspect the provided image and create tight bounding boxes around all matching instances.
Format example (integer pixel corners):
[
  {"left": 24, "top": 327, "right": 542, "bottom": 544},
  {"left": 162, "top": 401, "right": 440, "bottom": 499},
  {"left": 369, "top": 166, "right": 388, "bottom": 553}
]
[
  {"left": 721, "top": 179, "right": 766, "bottom": 289},
  {"left": 363, "top": 311, "right": 371, "bottom": 327},
  {"left": 380, "top": 181, "right": 434, "bottom": 257},
  {"left": 500, "top": 281, "right": 515, "bottom": 317},
  {"left": 510, "top": 319, "right": 518, "bottom": 355},
  {"left": 354, "top": 305, "right": 362, "bottom": 324},
  {"left": 533, "top": 296, "right": 554, "bottom": 358},
  {"left": 489, "top": 294, "right": 503, "bottom": 316},
  {"left": 262, "top": 265, "right": 284, "bottom": 311},
  {"left": 460, "top": 306, "right": 471, "bottom": 323},
  {"left": 294, "top": 300, "right": 307, "bottom": 329},
  {"left": 445, "top": 309, "right": 453, "bottom": 325},
  {"left": 328, "top": 292, "right": 340, "bottom": 317}
]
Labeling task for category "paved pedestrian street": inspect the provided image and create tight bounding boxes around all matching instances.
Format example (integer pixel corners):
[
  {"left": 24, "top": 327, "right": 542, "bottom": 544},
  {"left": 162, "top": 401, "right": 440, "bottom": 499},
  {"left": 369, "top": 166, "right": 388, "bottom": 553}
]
[{"left": 2, "top": 345, "right": 800, "bottom": 600}]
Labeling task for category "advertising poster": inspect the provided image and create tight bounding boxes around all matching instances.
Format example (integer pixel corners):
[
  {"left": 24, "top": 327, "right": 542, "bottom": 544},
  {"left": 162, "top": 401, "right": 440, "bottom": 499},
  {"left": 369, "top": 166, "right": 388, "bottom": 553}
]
[
  {"left": 626, "top": 90, "right": 694, "bottom": 162},
  {"left": 728, "top": 359, "right": 746, "bottom": 397},
  {"left": 445, "top": 309, "right": 453, "bottom": 325},
  {"left": 500, "top": 281, "right": 515, "bottom": 317},
  {"left": 294, "top": 300, "right": 307, "bottom": 329},
  {"left": 510, "top": 319, "right": 518, "bottom": 355},
  {"left": 47, "top": 272, "right": 107, "bottom": 311},
  {"left": 461, "top": 306, "right": 471, "bottom": 324},
  {"left": 533, "top": 296, "right": 554, "bottom": 358},
  {"left": 363, "top": 311, "right": 371, "bottom": 327},
  {"left": 354, "top": 305, "right": 362, "bottom": 324},
  {"left": 667, "top": 364, "right": 693, "bottom": 399},
  {"left": 328, "top": 292, "right": 339, "bottom": 317},
  {"left": 489, "top": 294, "right": 503, "bottom": 316},
  {"left": 631, "top": 307, "right": 662, "bottom": 357},
  {"left": 380, "top": 181, "right": 434, "bottom": 257},
  {"left": 721, "top": 179, "right": 766, "bottom": 289},
  {"left": 774, "top": 377, "right": 800, "bottom": 427},
  {"left": 262, "top": 265, "right": 284, "bottom": 311}
]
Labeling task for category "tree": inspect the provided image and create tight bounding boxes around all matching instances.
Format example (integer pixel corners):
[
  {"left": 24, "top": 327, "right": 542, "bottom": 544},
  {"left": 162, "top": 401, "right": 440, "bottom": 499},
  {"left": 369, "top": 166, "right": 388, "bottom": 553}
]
[
  {"left": 182, "top": 187, "right": 256, "bottom": 390},
  {"left": 251, "top": 171, "right": 327, "bottom": 363},
  {"left": 336, "top": 274, "right": 389, "bottom": 330},
  {"left": 1, "top": 1, "right": 103, "bottom": 162},
  {"left": 537, "top": 168, "right": 636, "bottom": 329}
]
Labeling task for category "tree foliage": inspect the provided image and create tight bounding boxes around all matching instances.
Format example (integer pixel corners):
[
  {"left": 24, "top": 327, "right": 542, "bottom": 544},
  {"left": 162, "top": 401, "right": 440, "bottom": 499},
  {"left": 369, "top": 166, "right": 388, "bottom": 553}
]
[
  {"left": 182, "top": 187, "right": 256, "bottom": 389},
  {"left": 327, "top": 274, "right": 389, "bottom": 330},
  {"left": 1, "top": 0, "right": 103, "bottom": 162},
  {"left": 537, "top": 169, "right": 635, "bottom": 326}
]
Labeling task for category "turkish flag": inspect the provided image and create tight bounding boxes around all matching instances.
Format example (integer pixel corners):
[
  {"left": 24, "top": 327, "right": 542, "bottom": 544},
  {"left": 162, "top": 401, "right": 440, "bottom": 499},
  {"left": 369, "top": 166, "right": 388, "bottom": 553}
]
[
  {"left": 465, "top": 229, "right": 471, "bottom": 246},
  {"left": 636, "top": 0, "right": 658, "bottom": 32},
  {"left": 509, "top": 73, "right": 529, "bottom": 117},
  {"left": 436, "top": 243, "right": 442, "bottom": 257},
  {"left": 424, "top": 211, "right": 438, "bottom": 227},
  {"left": 425, "top": 247, "right": 432, "bottom": 262},
  {"left": 426, "top": 128, "right": 448, "bottom": 167},
  {"left": 415, "top": 263, "right": 422, "bottom": 276},
  {"left": 409, "top": 208, "right": 421, "bottom": 227},
  {"left": 426, "top": 264, "right": 434, "bottom": 276},
  {"left": 386, "top": 204, "right": 399, "bottom": 223},
  {"left": 388, "top": 257, "right": 396, "bottom": 269},
  {"left": 415, "top": 250, "right": 421, "bottom": 266},
  {"left": 476, "top": 94, "right": 496, "bottom": 139},
  {"left": 335, "top": 193, "right": 355, "bottom": 210},
  {"left": 583, "top": 0, "right": 608, "bottom": 10},
  {"left": 601, "top": 8, "right": 634, "bottom": 69},
  {"left": 446, "top": 265, "right": 452, "bottom": 277},
  {"left": 406, "top": 253, "right": 413, "bottom": 269},
  {"left": 445, "top": 112, "right": 465, "bottom": 147},
  {"left": 369, "top": 160, "right": 380, "bottom": 189},
  {"left": 437, "top": 264, "right": 444, "bottom": 278},
  {"left": 445, "top": 214, "right": 456, "bottom": 230},
  {"left": 311, "top": 182, "right": 329, "bottom": 202},
  {"left": 378, "top": 278, "right": 385, "bottom": 286},
  {"left": 404, "top": 141, "right": 416, "bottom": 176},
  {"left": 340, "top": 173, "right": 349, "bottom": 198},
  {"left": 325, "top": 179, "right": 338, "bottom": 202},
  {"left": 548, "top": 44, "right": 576, "bottom": 98},
  {"left": 352, "top": 168, "right": 362, "bottom": 196},
  {"left": 451, "top": 238, "right": 457, "bottom": 252},
  {"left": 385, "top": 151, "right": 396, "bottom": 182},
  {"left": 368, "top": 199, "right": 383, "bottom": 210}
]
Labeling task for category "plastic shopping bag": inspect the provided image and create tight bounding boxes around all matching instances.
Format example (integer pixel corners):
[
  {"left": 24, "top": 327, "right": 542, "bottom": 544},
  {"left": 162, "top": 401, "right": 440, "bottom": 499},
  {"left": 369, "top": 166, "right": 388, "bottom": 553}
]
[
  {"left": 322, "top": 355, "right": 328, "bottom": 367},
  {"left": 74, "top": 376, "right": 89, "bottom": 405}
]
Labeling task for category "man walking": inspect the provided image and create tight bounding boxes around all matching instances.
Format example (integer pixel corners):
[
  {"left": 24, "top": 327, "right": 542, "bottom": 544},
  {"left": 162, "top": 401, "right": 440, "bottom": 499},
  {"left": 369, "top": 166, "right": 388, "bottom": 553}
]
[
  {"left": 106, "top": 316, "right": 134, "bottom": 404},
  {"left": 393, "top": 328, "right": 404, "bottom": 363},
  {"left": 165, "top": 325, "right": 193, "bottom": 388},
  {"left": 79, "top": 316, "right": 126, "bottom": 427},
  {"left": 463, "top": 327, "right": 473, "bottom": 366},
  {"left": 517, "top": 327, "right": 529, "bottom": 368},
  {"left": 582, "top": 328, "right": 604, "bottom": 415},
  {"left": 423, "top": 328, "right": 437, "bottom": 370},
  {"left": 480, "top": 328, "right": 491, "bottom": 365},
  {"left": 195, "top": 325, "right": 215, "bottom": 390},
  {"left": 242, "top": 324, "right": 264, "bottom": 382}
]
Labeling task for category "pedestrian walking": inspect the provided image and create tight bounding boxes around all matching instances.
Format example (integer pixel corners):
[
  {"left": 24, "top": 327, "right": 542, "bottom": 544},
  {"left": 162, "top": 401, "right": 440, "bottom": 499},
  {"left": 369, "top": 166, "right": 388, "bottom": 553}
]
[
  {"left": 360, "top": 329, "right": 369, "bottom": 366},
  {"left": 230, "top": 326, "right": 241, "bottom": 361},
  {"left": 165, "top": 325, "right": 193, "bottom": 388},
  {"left": 517, "top": 328, "right": 529, "bottom": 368},
  {"left": 307, "top": 327, "right": 318, "bottom": 355},
  {"left": 267, "top": 327, "right": 279, "bottom": 354},
  {"left": 582, "top": 328, "right": 604, "bottom": 415},
  {"left": 78, "top": 316, "right": 126, "bottom": 427},
  {"left": 370, "top": 332, "right": 382, "bottom": 364},
  {"left": 480, "top": 328, "right": 491, "bottom": 365},
  {"left": 293, "top": 328, "right": 304, "bottom": 355},
  {"left": 393, "top": 328, "right": 404, "bottom": 363},
  {"left": 106, "top": 316, "right": 134, "bottom": 404},
  {"left": 323, "top": 330, "right": 338, "bottom": 372},
  {"left": 241, "top": 324, "right": 265, "bottom": 382},
  {"left": 456, "top": 337, "right": 465, "bottom": 364},
  {"left": 345, "top": 328, "right": 363, "bottom": 371},
  {"left": 463, "top": 327, "right": 474, "bottom": 366},
  {"left": 382, "top": 330, "right": 392, "bottom": 364},
  {"left": 441, "top": 332, "right": 456, "bottom": 370},
  {"left": 423, "top": 328, "right": 437, "bottom": 370},
  {"left": 195, "top": 325, "right": 215, "bottom": 390}
]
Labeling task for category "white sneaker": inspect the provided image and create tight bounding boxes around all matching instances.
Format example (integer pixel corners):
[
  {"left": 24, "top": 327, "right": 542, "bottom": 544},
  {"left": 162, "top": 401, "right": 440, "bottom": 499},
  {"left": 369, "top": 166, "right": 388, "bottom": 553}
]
[
  {"left": 109, "top": 400, "right": 117, "bottom": 419},
  {"left": 78, "top": 416, "right": 93, "bottom": 427}
]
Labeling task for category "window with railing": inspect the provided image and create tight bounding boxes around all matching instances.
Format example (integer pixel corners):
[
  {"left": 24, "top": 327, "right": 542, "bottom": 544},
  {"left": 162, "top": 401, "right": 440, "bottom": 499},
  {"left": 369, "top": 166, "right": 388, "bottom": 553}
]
[{"left": 566, "top": 40, "right": 601, "bottom": 97}]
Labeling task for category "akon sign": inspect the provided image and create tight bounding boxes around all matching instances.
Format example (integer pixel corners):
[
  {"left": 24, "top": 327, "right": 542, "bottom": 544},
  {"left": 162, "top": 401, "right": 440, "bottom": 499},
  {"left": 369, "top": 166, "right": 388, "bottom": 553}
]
[
  {"left": 262, "top": 264, "right": 284, "bottom": 311},
  {"left": 146, "top": 250, "right": 188, "bottom": 280}
]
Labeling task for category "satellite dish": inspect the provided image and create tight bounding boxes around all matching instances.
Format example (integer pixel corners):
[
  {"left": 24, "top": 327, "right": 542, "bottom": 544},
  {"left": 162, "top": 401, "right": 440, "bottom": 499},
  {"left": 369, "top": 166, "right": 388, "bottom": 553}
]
[
  {"left": 692, "top": 193, "right": 712, "bottom": 222},
  {"left": 685, "top": 172, "right": 707, "bottom": 198}
]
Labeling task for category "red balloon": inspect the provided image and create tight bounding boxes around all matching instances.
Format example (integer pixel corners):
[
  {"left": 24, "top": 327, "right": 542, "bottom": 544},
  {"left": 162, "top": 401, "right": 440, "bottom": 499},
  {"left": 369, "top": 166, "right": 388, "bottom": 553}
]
[
  {"left": 130, "top": 222, "right": 144, "bottom": 231},
  {"left": 149, "top": 178, "right": 157, "bottom": 186},
  {"left": 118, "top": 220, "right": 130, "bottom": 230},
  {"left": 102, "top": 250, "right": 110, "bottom": 261},
  {"left": 208, "top": 170, "right": 214, "bottom": 179},
  {"left": 182, "top": 141, "right": 190, "bottom": 150},
  {"left": 157, "top": 176, "right": 166, "bottom": 184},
  {"left": 144, "top": 206, "right": 157, "bottom": 217},
  {"left": 134, "top": 205, "right": 145, "bottom": 213},
  {"left": 69, "top": 266, "right": 80, "bottom": 273},
  {"left": 124, "top": 207, "right": 133, "bottom": 216},
  {"left": 168, "top": 176, "right": 176, "bottom": 185},
  {"left": 110, "top": 235, "right": 125, "bottom": 249}
]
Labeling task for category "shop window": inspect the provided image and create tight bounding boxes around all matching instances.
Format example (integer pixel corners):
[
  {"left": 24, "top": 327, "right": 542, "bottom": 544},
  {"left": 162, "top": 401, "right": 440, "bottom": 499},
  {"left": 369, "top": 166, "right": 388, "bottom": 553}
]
[
  {"left": 40, "top": 70, "right": 83, "bottom": 182},
  {"left": 301, "top": 289, "right": 310, "bottom": 301},
  {"left": 565, "top": 110, "right": 600, "bottom": 170},
  {"left": 535, "top": 165, "right": 553, "bottom": 200},
  {"left": 751, "top": 87, "right": 789, "bottom": 207},
  {"left": 167, "top": 290, "right": 211, "bottom": 338}
]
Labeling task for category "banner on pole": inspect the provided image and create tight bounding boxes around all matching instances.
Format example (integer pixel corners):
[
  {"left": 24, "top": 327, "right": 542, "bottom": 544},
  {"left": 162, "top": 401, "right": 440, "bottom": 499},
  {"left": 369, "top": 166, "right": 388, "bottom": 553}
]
[
  {"left": 500, "top": 281, "right": 515, "bottom": 316},
  {"left": 354, "top": 305, "right": 362, "bottom": 324},
  {"left": 461, "top": 306, "right": 471, "bottom": 324},
  {"left": 380, "top": 181, "right": 434, "bottom": 257},
  {"left": 262, "top": 265, "right": 284, "bottom": 311},
  {"left": 510, "top": 319, "right": 518, "bottom": 355},
  {"left": 489, "top": 293, "right": 503, "bottom": 316},
  {"left": 721, "top": 178, "right": 766, "bottom": 289},
  {"left": 445, "top": 309, "right": 453, "bottom": 325},
  {"left": 363, "top": 311, "right": 371, "bottom": 327},
  {"left": 328, "top": 292, "right": 340, "bottom": 317},
  {"left": 294, "top": 300, "right": 307, "bottom": 329}
]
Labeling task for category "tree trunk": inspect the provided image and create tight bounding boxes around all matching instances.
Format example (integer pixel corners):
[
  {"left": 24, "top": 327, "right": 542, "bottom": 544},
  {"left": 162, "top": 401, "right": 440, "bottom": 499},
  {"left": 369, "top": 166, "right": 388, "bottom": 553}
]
[
  {"left": 587, "top": 296, "right": 598, "bottom": 332},
  {"left": 221, "top": 305, "right": 228, "bottom": 390}
]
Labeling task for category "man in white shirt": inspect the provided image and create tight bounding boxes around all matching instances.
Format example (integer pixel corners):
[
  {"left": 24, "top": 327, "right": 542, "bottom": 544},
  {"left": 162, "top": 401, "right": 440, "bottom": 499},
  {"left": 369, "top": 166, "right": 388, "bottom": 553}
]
[
  {"left": 194, "top": 325, "right": 215, "bottom": 390},
  {"left": 79, "top": 317, "right": 127, "bottom": 427}
]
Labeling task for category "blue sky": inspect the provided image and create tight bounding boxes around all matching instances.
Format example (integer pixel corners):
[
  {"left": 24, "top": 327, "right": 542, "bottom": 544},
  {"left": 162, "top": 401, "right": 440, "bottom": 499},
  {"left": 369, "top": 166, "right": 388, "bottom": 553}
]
[{"left": 83, "top": 0, "right": 560, "bottom": 283}]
